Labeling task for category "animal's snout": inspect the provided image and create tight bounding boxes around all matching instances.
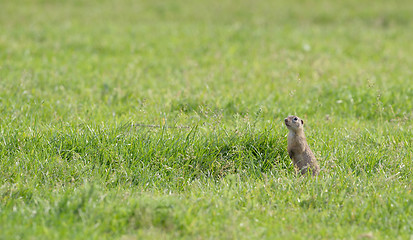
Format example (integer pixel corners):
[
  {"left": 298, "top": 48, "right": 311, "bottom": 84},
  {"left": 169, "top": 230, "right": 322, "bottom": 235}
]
[{"left": 284, "top": 118, "right": 288, "bottom": 123}]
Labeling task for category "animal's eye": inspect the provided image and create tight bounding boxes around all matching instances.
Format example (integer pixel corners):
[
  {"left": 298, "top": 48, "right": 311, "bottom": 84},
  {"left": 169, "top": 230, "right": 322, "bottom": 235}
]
[{"left": 293, "top": 117, "right": 298, "bottom": 121}]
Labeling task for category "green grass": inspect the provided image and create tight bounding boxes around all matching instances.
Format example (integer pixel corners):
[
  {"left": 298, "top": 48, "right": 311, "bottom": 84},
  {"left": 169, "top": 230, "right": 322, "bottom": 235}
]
[{"left": 1, "top": 0, "right": 413, "bottom": 239}]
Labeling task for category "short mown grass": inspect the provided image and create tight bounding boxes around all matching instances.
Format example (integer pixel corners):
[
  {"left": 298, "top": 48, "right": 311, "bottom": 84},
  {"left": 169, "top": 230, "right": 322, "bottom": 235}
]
[{"left": 1, "top": 0, "right": 412, "bottom": 239}]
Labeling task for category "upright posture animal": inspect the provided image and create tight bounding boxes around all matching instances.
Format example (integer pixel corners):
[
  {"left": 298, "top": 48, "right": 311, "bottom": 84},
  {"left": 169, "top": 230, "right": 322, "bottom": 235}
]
[{"left": 284, "top": 115, "right": 320, "bottom": 176}]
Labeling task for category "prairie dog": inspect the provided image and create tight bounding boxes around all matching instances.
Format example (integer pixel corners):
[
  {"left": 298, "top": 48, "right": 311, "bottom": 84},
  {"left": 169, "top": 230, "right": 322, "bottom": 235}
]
[{"left": 284, "top": 115, "right": 320, "bottom": 176}]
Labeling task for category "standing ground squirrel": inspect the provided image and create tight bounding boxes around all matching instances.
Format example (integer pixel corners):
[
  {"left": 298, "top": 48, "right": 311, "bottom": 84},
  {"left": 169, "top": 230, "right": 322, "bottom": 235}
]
[{"left": 284, "top": 115, "right": 320, "bottom": 176}]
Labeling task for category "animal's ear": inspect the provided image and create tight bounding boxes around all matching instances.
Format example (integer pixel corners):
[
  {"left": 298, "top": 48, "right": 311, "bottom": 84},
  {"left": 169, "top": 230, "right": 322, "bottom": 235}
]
[{"left": 301, "top": 119, "right": 304, "bottom": 125}]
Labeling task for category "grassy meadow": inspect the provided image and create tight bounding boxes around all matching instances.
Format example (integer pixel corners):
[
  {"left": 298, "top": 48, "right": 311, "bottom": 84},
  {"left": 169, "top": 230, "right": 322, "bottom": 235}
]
[{"left": 1, "top": 0, "right": 413, "bottom": 239}]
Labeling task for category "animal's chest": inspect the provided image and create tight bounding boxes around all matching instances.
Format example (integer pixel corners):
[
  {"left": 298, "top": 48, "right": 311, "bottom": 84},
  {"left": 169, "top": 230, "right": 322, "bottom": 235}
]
[
  {"left": 287, "top": 133, "right": 306, "bottom": 153},
  {"left": 287, "top": 132, "right": 295, "bottom": 148}
]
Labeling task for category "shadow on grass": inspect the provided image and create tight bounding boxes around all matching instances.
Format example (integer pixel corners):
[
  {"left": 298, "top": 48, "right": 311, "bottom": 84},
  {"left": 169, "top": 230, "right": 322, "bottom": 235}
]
[{"left": 3, "top": 123, "right": 290, "bottom": 185}]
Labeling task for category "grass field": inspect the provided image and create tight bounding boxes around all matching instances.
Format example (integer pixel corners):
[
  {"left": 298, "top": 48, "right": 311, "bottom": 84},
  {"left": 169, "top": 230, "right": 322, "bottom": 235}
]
[{"left": 1, "top": 0, "right": 413, "bottom": 239}]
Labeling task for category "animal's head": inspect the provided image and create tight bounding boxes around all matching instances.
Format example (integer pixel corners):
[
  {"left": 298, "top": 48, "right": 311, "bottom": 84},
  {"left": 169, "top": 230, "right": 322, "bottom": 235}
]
[{"left": 284, "top": 115, "right": 304, "bottom": 131}]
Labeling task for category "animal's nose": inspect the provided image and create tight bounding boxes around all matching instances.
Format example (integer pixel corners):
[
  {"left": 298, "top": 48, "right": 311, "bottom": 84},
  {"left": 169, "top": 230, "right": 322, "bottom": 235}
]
[{"left": 284, "top": 118, "right": 288, "bottom": 122}]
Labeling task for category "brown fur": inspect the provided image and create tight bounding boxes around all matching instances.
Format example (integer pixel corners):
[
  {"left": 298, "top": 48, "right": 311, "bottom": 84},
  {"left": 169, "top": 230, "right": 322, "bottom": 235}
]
[{"left": 284, "top": 115, "right": 320, "bottom": 176}]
